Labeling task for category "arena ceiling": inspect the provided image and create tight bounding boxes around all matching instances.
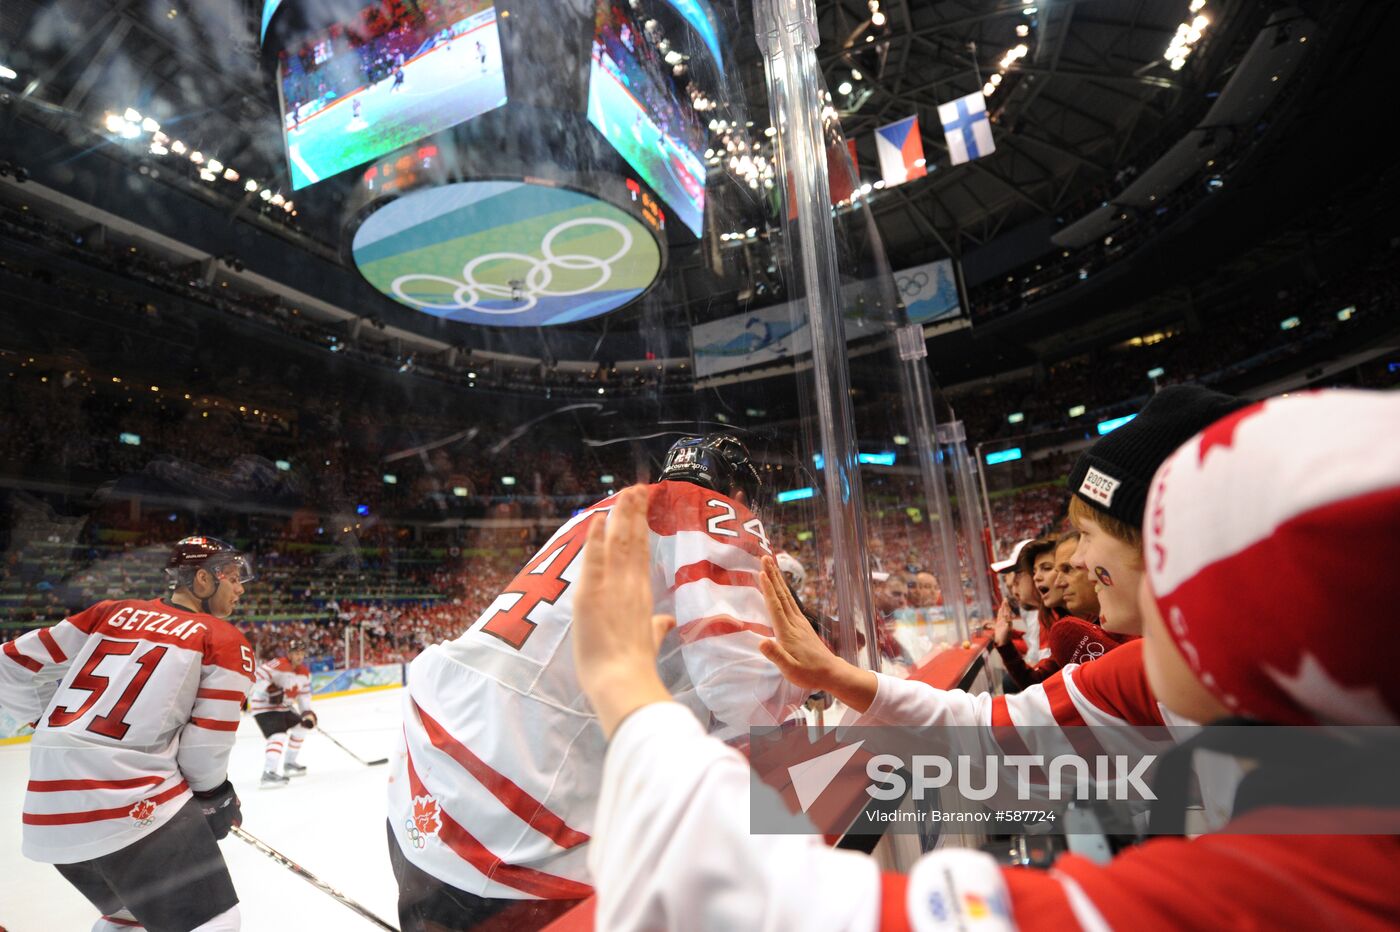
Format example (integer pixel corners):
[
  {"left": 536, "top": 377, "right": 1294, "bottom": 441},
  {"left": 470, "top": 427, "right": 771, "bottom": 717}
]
[{"left": 0, "top": 0, "right": 1276, "bottom": 270}]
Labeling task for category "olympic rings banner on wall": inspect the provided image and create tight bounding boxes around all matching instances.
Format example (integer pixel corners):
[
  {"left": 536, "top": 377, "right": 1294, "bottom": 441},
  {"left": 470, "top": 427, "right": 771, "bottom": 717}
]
[{"left": 692, "top": 258, "right": 962, "bottom": 377}]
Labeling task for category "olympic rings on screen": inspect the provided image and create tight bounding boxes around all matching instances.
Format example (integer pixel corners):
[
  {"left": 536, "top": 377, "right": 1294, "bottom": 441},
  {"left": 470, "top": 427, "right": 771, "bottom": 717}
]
[{"left": 390, "top": 217, "right": 635, "bottom": 314}]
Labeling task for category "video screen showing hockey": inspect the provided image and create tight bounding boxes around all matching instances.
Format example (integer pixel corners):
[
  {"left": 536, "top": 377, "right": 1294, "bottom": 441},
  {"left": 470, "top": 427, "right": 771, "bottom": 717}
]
[
  {"left": 3, "top": 0, "right": 1400, "bottom": 930},
  {"left": 587, "top": 0, "right": 708, "bottom": 236},
  {"left": 276, "top": 0, "right": 507, "bottom": 190}
]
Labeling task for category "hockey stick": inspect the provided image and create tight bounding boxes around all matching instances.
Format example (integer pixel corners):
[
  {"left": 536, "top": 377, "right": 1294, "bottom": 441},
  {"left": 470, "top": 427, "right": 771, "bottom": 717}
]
[
  {"left": 319, "top": 728, "right": 389, "bottom": 766},
  {"left": 230, "top": 826, "right": 399, "bottom": 931}
]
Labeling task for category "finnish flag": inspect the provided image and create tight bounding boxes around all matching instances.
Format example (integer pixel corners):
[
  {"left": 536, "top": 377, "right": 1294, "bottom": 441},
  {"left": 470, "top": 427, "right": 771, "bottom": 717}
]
[{"left": 938, "top": 91, "right": 996, "bottom": 166}]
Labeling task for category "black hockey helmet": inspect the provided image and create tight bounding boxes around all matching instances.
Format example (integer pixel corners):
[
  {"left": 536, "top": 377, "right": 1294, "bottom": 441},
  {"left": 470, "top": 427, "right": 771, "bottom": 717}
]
[
  {"left": 659, "top": 434, "right": 766, "bottom": 509},
  {"left": 165, "top": 536, "right": 255, "bottom": 592}
]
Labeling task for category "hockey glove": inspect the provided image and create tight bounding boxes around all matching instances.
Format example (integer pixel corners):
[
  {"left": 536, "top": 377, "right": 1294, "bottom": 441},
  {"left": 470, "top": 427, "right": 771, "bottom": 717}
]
[
  {"left": 300, "top": 710, "right": 318, "bottom": 730},
  {"left": 266, "top": 684, "right": 285, "bottom": 706},
  {"left": 193, "top": 780, "right": 242, "bottom": 840}
]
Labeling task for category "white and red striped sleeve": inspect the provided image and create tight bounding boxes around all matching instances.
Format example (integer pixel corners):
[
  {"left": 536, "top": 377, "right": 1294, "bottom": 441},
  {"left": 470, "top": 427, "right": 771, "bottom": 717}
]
[
  {"left": 176, "top": 622, "right": 253, "bottom": 792},
  {"left": 648, "top": 482, "right": 807, "bottom": 729},
  {"left": 0, "top": 603, "right": 109, "bottom": 725},
  {"left": 291, "top": 664, "right": 312, "bottom": 715}
]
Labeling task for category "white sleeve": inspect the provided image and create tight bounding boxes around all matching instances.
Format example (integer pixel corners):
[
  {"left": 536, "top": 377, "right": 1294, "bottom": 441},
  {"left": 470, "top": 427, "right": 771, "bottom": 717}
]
[
  {"left": 0, "top": 621, "right": 87, "bottom": 724},
  {"left": 177, "top": 633, "right": 253, "bottom": 791},
  {"left": 591, "top": 702, "right": 881, "bottom": 932},
  {"left": 849, "top": 672, "right": 994, "bottom": 728},
  {"left": 294, "top": 671, "right": 312, "bottom": 715}
]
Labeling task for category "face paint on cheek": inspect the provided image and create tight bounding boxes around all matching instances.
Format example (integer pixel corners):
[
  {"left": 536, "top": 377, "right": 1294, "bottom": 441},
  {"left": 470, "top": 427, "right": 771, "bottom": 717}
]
[{"left": 1093, "top": 566, "right": 1113, "bottom": 587}]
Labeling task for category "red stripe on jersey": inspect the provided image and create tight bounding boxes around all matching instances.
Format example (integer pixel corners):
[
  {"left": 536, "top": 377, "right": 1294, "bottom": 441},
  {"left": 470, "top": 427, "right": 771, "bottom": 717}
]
[
  {"left": 29, "top": 775, "right": 166, "bottom": 792},
  {"left": 3, "top": 640, "right": 42, "bottom": 672},
  {"left": 100, "top": 916, "right": 144, "bottom": 928},
  {"left": 1041, "top": 676, "right": 1088, "bottom": 727},
  {"left": 878, "top": 872, "right": 914, "bottom": 932},
  {"left": 23, "top": 780, "right": 188, "bottom": 825},
  {"left": 196, "top": 688, "right": 246, "bottom": 701},
  {"left": 189, "top": 716, "right": 240, "bottom": 732},
  {"left": 672, "top": 560, "right": 760, "bottom": 591},
  {"left": 675, "top": 614, "right": 771, "bottom": 644},
  {"left": 413, "top": 701, "right": 589, "bottom": 850},
  {"left": 37, "top": 628, "right": 67, "bottom": 663},
  {"left": 1068, "top": 640, "right": 1166, "bottom": 727},
  {"left": 404, "top": 744, "right": 593, "bottom": 900},
  {"left": 1042, "top": 676, "right": 1110, "bottom": 763}
]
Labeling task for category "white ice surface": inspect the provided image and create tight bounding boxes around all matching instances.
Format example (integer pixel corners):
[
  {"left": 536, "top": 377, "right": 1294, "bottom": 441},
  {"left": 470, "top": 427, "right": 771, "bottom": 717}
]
[{"left": 1, "top": 688, "right": 405, "bottom": 931}]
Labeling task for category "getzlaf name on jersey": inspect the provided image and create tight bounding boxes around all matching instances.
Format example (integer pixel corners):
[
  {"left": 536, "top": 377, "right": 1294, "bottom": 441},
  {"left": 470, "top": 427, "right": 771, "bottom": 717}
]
[
  {"left": 388, "top": 478, "right": 808, "bottom": 903},
  {"left": 0, "top": 597, "right": 254, "bottom": 864}
]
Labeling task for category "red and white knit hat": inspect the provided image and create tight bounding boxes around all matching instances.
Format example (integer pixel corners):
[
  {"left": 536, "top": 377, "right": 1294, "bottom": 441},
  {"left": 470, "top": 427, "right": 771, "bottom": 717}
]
[{"left": 1143, "top": 390, "right": 1400, "bottom": 726}]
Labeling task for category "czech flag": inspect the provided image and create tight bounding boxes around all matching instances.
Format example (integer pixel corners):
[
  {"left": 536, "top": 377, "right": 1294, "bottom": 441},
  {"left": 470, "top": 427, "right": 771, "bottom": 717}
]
[{"left": 876, "top": 115, "right": 928, "bottom": 188}]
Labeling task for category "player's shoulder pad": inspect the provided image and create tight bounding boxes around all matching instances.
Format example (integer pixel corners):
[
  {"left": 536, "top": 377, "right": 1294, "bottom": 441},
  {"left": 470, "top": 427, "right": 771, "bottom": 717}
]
[
  {"left": 1069, "top": 639, "right": 1164, "bottom": 726},
  {"left": 203, "top": 619, "right": 254, "bottom": 678},
  {"left": 65, "top": 599, "right": 117, "bottom": 633}
]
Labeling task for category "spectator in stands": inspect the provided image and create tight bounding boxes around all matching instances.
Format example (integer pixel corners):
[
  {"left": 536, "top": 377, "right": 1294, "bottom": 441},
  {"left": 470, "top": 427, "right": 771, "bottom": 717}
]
[
  {"left": 910, "top": 571, "right": 941, "bottom": 612},
  {"left": 1050, "top": 532, "right": 1100, "bottom": 620},
  {"left": 1064, "top": 385, "right": 1248, "bottom": 636}
]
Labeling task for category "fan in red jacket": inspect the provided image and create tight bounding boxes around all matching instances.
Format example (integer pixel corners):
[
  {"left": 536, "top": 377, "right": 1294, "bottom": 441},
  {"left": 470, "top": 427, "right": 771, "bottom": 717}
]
[{"left": 571, "top": 389, "right": 1400, "bottom": 932}]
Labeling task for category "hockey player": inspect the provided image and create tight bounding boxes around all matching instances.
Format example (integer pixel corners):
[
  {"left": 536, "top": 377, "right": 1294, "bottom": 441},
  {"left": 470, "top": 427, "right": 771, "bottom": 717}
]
[
  {"left": 0, "top": 536, "right": 255, "bottom": 931},
  {"left": 574, "top": 390, "right": 1400, "bottom": 931},
  {"left": 386, "top": 433, "right": 807, "bottom": 931},
  {"left": 248, "top": 639, "right": 315, "bottom": 788}
]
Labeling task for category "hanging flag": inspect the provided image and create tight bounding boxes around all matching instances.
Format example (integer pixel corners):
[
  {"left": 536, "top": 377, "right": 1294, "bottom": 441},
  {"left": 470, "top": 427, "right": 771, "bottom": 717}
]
[
  {"left": 875, "top": 115, "right": 927, "bottom": 187},
  {"left": 938, "top": 91, "right": 996, "bottom": 166}
]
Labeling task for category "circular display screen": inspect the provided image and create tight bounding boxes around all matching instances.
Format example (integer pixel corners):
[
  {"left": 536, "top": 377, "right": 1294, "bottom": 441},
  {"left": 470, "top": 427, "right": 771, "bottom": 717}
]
[{"left": 352, "top": 180, "right": 662, "bottom": 327}]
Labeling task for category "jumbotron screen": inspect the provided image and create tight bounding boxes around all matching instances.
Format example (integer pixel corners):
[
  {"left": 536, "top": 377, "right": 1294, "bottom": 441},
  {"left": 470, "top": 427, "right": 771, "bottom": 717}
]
[
  {"left": 276, "top": 0, "right": 508, "bottom": 190},
  {"left": 586, "top": 0, "right": 707, "bottom": 236}
]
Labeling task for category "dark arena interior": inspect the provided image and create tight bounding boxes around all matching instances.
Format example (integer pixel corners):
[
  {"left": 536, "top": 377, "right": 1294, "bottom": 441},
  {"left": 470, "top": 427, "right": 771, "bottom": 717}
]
[{"left": 1, "top": 0, "right": 1398, "bottom": 929}]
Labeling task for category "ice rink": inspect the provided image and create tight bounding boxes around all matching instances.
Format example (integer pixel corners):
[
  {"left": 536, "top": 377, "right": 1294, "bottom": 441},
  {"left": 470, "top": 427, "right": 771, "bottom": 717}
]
[{"left": 0, "top": 688, "right": 407, "bottom": 931}]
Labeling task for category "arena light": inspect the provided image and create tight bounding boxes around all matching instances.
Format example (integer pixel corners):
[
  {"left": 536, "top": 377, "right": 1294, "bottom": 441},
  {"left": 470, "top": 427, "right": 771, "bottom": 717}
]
[
  {"left": 777, "top": 487, "right": 815, "bottom": 504},
  {"left": 170, "top": 140, "right": 186, "bottom": 155},
  {"left": 1280, "top": 316, "right": 1301, "bottom": 331},
  {"left": 893, "top": 434, "right": 909, "bottom": 445},
  {"left": 985, "top": 447, "right": 1023, "bottom": 466},
  {"left": 356, "top": 504, "right": 370, "bottom": 516},
  {"left": 207, "top": 159, "right": 223, "bottom": 173},
  {"left": 1097, "top": 414, "right": 1137, "bottom": 435},
  {"left": 382, "top": 474, "right": 397, "bottom": 485},
  {"left": 149, "top": 142, "right": 168, "bottom": 156},
  {"left": 1337, "top": 306, "right": 1356, "bottom": 321},
  {"left": 796, "top": 530, "right": 814, "bottom": 542},
  {"left": 223, "top": 168, "right": 239, "bottom": 181},
  {"left": 600, "top": 474, "right": 615, "bottom": 485},
  {"left": 189, "top": 150, "right": 204, "bottom": 164},
  {"left": 0, "top": 65, "right": 17, "bottom": 81},
  {"left": 453, "top": 486, "right": 469, "bottom": 497},
  {"left": 1068, "top": 404, "right": 1086, "bottom": 418},
  {"left": 141, "top": 117, "right": 160, "bottom": 133},
  {"left": 857, "top": 452, "right": 897, "bottom": 466},
  {"left": 104, "top": 112, "right": 127, "bottom": 134},
  {"left": 245, "top": 178, "right": 259, "bottom": 192},
  {"left": 1007, "top": 412, "right": 1025, "bottom": 424},
  {"left": 118, "top": 432, "right": 142, "bottom": 446},
  {"left": 275, "top": 459, "right": 291, "bottom": 471},
  {"left": 501, "top": 476, "right": 517, "bottom": 486},
  {"left": 259, "top": 189, "right": 273, "bottom": 201},
  {"left": 1147, "top": 367, "right": 1165, "bottom": 379},
  {"left": 123, "top": 108, "right": 142, "bottom": 124}
]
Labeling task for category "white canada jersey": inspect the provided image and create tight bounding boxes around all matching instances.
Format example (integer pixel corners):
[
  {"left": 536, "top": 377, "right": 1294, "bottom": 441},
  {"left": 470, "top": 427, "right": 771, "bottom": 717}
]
[
  {"left": 389, "top": 480, "right": 807, "bottom": 900},
  {"left": 0, "top": 598, "right": 254, "bottom": 863},
  {"left": 249, "top": 657, "right": 312, "bottom": 715}
]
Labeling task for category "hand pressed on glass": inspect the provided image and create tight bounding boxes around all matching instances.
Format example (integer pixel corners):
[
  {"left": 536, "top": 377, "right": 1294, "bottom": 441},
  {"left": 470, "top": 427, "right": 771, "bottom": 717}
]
[{"left": 571, "top": 485, "right": 676, "bottom": 739}]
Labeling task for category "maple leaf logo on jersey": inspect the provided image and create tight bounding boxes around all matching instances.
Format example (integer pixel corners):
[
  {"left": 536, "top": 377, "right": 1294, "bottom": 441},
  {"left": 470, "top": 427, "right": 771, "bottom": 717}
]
[
  {"left": 130, "top": 799, "right": 156, "bottom": 826},
  {"left": 406, "top": 795, "right": 441, "bottom": 849}
]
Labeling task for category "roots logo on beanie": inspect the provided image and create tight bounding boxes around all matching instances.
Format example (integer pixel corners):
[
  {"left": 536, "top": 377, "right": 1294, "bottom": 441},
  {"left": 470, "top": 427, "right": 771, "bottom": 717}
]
[
  {"left": 1144, "top": 390, "right": 1400, "bottom": 726},
  {"left": 1068, "top": 386, "right": 1250, "bottom": 530}
]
